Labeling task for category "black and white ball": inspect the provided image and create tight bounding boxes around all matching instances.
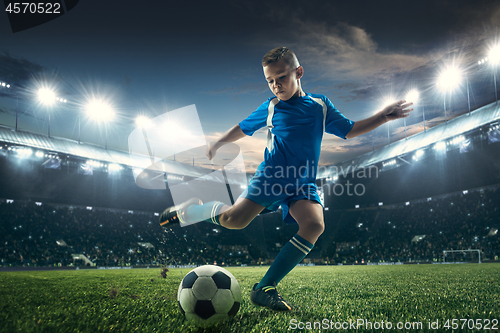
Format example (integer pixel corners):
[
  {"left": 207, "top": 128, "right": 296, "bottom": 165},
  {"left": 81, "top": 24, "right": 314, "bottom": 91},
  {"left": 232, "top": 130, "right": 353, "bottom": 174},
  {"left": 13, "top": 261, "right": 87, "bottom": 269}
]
[{"left": 177, "top": 265, "right": 241, "bottom": 324}]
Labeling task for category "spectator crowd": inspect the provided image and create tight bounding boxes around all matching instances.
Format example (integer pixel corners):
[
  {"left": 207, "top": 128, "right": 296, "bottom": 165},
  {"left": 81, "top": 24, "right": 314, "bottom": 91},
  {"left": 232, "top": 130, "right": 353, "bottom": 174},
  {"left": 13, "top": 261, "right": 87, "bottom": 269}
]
[{"left": 0, "top": 187, "right": 498, "bottom": 267}]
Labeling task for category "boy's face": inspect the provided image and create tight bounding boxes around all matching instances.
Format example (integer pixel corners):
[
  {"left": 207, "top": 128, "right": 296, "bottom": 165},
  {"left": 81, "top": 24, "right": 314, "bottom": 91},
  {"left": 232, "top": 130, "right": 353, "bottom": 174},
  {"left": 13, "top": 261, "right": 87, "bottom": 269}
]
[{"left": 263, "top": 59, "right": 303, "bottom": 101}]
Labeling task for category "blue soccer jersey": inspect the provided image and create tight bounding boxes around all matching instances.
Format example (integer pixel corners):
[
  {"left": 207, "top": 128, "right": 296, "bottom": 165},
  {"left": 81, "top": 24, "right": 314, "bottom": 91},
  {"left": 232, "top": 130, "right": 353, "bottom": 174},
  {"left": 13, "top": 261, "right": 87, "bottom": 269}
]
[{"left": 238, "top": 92, "right": 354, "bottom": 223}]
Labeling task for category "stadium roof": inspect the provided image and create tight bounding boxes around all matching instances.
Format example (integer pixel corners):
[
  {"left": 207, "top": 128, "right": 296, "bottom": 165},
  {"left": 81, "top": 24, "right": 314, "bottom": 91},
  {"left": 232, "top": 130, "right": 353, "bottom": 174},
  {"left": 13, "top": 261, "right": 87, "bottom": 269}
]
[
  {"left": 318, "top": 101, "right": 500, "bottom": 179},
  {"left": 0, "top": 124, "right": 215, "bottom": 180}
]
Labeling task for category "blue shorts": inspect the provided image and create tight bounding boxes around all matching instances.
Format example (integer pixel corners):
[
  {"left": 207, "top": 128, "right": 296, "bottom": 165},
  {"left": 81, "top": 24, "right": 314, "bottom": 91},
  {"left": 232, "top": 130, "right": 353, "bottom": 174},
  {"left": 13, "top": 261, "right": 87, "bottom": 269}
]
[{"left": 239, "top": 176, "right": 323, "bottom": 224}]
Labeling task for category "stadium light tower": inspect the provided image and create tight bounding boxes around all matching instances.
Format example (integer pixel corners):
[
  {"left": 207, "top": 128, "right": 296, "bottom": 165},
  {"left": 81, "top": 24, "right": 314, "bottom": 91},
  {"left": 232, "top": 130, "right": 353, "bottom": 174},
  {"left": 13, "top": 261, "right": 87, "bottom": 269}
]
[
  {"left": 488, "top": 44, "right": 500, "bottom": 103},
  {"left": 135, "top": 115, "right": 155, "bottom": 165},
  {"left": 437, "top": 66, "right": 462, "bottom": 122},
  {"left": 38, "top": 88, "right": 56, "bottom": 138},
  {"left": 404, "top": 89, "right": 419, "bottom": 139},
  {"left": 85, "top": 99, "right": 115, "bottom": 149},
  {"left": 1, "top": 80, "right": 17, "bottom": 130}
]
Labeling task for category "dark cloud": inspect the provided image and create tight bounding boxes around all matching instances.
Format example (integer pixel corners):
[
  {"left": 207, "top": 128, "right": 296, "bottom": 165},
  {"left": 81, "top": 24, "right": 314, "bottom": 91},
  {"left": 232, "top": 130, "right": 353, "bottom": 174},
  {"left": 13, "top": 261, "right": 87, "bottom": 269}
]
[
  {"left": 0, "top": 52, "right": 45, "bottom": 82},
  {"left": 0, "top": 52, "right": 46, "bottom": 96},
  {"left": 0, "top": 52, "right": 69, "bottom": 100}
]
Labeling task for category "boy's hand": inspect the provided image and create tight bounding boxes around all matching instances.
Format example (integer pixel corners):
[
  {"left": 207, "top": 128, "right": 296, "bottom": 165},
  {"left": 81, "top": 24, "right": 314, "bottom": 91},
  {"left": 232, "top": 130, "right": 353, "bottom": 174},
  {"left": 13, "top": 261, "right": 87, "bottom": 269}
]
[
  {"left": 206, "top": 142, "right": 217, "bottom": 160},
  {"left": 205, "top": 125, "right": 246, "bottom": 160},
  {"left": 346, "top": 100, "right": 414, "bottom": 139},
  {"left": 382, "top": 100, "right": 414, "bottom": 122}
]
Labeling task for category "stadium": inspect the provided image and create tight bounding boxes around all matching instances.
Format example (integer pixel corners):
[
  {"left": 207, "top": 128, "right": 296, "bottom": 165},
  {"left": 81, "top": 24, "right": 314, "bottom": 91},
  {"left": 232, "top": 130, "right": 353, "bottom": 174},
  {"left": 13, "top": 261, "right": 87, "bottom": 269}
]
[
  {"left": 1, "top": 79, "right": 500, "bottom": 332},
  {"left": 1, "top": 97, "right": 500, "bottom": 268},
  {"left": 1, "top": 2, "right": 500, "bottom": 332}
]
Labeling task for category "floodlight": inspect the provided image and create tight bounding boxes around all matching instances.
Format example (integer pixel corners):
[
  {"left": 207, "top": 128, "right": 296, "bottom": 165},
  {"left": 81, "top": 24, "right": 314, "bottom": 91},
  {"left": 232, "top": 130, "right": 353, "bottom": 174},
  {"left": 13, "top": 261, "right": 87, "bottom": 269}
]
[
  {"left": 383, "top": 159, "right": 396, "bottom": 167},
  {"left": 488, "top": 44, "right": 500, "bottom": 65},
  {"left": 108, "top": 163, "right": 121, "bottom": 171},
  {"left": 405, "top": 89, "right": 419, "bottom": 103},
  {"left": 38, "top": 88, "right": 56, "bottom": 106},
  {"left": 450, "top": 135, "right": 465, "bottom": 145},
  {"left": 437, "top": 66, "right": 462, "bottom": 92},
  {"left": 6, "top": 84, "right": 10, "bottom": 88},
  {"left": 135, "top": 115, "right": 152, "bottom": 128},
  {"left": 18, "top": 148, "right": 33, "bottom": 157},
  {"left": 85, "top": 99, "right": 114, "bottom": 122},
  {"left": 434, "top": 141, "right": 446, "bottom": 150},
  {"left": 1, "top": 82, "right": 5, "bottom": 87},
  {"left": 86, "top": 160, "right": 100, "bottom": 167}
]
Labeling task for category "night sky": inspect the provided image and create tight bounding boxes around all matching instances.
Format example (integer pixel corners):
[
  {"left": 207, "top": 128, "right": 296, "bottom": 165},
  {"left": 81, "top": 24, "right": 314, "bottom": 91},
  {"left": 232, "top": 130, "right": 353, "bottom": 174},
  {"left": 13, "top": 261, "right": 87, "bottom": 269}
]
[{"left": 1, "top": 0, "right": 499, "bottom": 170}]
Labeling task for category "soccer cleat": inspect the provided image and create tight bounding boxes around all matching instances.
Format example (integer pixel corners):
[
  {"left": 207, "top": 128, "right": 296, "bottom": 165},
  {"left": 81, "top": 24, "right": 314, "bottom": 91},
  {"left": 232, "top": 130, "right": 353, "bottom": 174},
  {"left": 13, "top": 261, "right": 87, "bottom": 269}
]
[
  {"left": 250, "top": 283, "right": 292, "bottom": 311},
  {"left": 159, "top": 198, "right": 203, "bottom": 227}
]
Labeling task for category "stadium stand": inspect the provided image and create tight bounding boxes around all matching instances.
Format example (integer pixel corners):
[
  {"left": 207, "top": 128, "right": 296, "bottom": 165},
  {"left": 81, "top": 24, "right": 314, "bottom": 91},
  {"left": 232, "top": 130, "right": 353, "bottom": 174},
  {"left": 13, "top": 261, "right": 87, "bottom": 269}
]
[{"left": 0, "top": 186, "right": 498, "bottom": 267}]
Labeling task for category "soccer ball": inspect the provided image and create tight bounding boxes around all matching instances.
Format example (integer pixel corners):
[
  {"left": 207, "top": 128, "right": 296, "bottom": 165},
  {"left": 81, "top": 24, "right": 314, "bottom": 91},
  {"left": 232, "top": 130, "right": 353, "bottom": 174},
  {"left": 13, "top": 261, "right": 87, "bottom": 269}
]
[{"left": 177, "top": 265, "right": 241, "bottom": 324}]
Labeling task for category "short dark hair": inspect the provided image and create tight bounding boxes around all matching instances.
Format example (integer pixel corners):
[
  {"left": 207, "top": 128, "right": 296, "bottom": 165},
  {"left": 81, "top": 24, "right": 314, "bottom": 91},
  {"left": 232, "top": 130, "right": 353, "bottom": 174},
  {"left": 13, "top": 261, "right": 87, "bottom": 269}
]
[{"left": 262, "top": 47, "right": 300, "bottom": 68}]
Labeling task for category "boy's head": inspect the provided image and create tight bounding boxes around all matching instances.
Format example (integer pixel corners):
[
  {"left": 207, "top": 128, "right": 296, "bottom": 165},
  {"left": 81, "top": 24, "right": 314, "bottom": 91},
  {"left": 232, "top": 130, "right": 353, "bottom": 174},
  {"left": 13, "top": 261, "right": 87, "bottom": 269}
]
[
  {"left": 262, "top": 47, "right": 304, "bottom": 101},
  {"left": 262, "top": 47, "right": 300, "bottom": 69}
]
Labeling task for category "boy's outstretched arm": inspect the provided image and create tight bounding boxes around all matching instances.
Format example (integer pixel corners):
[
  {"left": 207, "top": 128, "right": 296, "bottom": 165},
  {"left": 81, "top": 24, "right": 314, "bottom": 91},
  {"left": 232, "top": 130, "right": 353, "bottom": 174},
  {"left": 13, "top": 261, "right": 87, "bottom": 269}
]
[
  {"left": 206, "top": 124, "right": 247, "bottom": 160},
  {"left": 345, "top": 100, "right": 414, "bottom": 139}
]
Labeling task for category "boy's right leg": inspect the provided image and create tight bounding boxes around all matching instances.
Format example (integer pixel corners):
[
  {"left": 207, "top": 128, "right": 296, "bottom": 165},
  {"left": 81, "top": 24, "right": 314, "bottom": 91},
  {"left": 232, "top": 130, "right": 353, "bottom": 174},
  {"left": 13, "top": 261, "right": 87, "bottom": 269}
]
[
  {"left": 159, "top": 197, "right": 264, "bottom": 230},
  {"left": 218, "top": 197, "right": 265, "bottom": 229}
]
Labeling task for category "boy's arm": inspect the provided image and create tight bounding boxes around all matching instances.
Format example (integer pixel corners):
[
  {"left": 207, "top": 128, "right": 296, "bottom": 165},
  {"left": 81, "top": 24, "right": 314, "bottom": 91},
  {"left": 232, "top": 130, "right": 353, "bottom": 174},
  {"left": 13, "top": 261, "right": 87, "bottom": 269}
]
[
  {"left": 345, "top": 100, "right": 413, "bottom": 139},
  {"left": 206, "top": 124, "right": 247, "bottom": 160}
]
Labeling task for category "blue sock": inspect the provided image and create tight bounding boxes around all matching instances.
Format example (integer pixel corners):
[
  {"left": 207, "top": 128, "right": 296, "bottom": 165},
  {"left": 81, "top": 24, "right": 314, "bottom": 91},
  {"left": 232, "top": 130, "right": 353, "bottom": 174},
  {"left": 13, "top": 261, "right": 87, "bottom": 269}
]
[
  {"left": 256, "top": 234, "right": 314, "bottom": 289},
  {"left": 184, "top": 201, "right": 225, "bottom": 225}
]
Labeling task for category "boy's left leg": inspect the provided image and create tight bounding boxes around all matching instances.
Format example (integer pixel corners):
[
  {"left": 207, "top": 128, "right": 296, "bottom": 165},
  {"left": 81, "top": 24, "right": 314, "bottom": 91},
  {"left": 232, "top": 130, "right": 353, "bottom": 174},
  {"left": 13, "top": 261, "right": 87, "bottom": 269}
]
[
  {"left": 251, "top": 199, "right": 324, "bottom": 311},
  {"left": 289, "top": 199, "right": 325, "bottom": 244}
]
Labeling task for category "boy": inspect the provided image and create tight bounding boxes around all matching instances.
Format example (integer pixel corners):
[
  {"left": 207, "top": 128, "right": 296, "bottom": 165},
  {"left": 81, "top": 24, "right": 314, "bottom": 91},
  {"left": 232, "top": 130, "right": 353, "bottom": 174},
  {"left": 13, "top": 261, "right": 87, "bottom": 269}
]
[{"left": 160, "top": 47, "right": 412, "bottom": 311}]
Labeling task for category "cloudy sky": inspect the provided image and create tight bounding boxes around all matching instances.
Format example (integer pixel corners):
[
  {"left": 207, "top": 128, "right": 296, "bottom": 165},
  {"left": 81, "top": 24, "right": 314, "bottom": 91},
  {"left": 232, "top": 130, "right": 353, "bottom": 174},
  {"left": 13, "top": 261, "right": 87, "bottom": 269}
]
[{"left": 1, "top": 0, "right": 499, "bottom": 170}]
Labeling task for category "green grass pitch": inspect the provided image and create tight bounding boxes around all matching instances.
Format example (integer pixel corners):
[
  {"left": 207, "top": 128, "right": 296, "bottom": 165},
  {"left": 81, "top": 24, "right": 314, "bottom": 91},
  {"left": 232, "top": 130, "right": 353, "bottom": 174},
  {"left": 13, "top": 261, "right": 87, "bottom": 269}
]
[{"left": 0, "top": 264, "right": 499, "bottom": 332}]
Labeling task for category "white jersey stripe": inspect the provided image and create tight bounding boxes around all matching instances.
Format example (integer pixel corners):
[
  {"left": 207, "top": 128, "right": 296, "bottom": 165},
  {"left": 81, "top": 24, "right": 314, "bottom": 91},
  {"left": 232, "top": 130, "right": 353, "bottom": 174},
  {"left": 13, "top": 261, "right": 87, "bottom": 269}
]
[
  {"left": 266, "top": 98, "right": 279, "bottom": 152},
  {"left": 310, "top": 96, "right": 327, "bottom": 133}
]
